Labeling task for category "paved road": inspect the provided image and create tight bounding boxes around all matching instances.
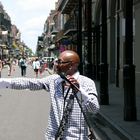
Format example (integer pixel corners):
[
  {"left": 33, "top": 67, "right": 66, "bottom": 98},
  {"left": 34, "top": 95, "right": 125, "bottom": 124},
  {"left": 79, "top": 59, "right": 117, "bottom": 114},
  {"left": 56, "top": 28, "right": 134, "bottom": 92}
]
[
  {"left": 0, "top": 65, "right": 124, "bottom": 140},
  {"left": 0, "top": 65, "right": 50, "bottom": 140}
]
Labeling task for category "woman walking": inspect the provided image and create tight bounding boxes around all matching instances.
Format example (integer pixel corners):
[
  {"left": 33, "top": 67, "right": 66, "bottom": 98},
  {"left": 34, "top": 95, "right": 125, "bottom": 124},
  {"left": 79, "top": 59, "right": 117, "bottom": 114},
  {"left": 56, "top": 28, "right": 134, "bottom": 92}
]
[{"left": 32, "top": 58, "right": 40, "bottom": 78}]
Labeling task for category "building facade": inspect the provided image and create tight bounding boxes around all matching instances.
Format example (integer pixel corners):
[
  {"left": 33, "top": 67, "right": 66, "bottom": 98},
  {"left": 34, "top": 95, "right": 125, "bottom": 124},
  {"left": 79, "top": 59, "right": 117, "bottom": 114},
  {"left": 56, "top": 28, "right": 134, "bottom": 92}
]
[
  {"left": 0, "top": 2, "right": 32, "bottom": 60},
  {"left": 37, "top": 0, "right": 140, "bottom": 120}
]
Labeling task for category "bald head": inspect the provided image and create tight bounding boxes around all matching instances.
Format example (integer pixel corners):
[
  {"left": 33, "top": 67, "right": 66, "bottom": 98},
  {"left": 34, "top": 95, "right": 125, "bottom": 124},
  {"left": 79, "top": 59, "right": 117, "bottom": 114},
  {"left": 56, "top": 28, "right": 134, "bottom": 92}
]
[
  {"left": 56, "top": 50, "right": 80, "bottom": 75},
  {"left": 59, "top": 50, "right": 80, "bottom": 64}
]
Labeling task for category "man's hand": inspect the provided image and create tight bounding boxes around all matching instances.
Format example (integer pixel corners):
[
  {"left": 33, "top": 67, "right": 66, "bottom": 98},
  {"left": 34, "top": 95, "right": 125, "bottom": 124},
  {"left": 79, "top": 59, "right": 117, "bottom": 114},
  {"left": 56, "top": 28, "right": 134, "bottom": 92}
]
[{"left": 66, "top": 75, "right": 79, "bottom": 93}]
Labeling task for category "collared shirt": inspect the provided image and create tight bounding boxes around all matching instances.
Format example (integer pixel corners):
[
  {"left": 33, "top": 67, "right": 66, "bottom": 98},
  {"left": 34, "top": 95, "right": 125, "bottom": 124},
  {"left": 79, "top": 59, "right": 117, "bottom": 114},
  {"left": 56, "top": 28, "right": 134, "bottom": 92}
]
[{"left": 0, "top": 72, "right": 99, "bottom": 140}]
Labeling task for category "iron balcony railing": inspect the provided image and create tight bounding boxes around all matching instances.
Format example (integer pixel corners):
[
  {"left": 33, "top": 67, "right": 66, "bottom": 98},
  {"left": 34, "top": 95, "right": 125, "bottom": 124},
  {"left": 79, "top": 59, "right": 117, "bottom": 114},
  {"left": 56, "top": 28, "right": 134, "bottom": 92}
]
[{"left": 63, "top": 17, "right": 77, "bottom": 35}]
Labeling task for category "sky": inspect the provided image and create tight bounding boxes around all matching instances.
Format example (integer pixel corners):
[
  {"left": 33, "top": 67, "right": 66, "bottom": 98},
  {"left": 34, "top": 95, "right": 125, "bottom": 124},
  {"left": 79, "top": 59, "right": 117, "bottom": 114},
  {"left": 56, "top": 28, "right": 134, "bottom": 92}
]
[{"left": 1, "top": 0, "right": 57, "bottom": 53}]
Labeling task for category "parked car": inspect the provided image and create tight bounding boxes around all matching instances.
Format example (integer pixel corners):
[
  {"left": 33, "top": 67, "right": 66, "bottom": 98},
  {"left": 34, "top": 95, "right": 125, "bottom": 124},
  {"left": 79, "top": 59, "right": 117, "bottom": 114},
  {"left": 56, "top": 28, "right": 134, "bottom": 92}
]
[{"left": 42, "top": 57, "right": 54, "bottom": 62}]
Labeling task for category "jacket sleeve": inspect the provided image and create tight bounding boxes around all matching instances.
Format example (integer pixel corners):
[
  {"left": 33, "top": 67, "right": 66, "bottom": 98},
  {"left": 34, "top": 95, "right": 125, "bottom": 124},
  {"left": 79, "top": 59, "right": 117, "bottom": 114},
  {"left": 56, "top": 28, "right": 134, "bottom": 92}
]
[
  {"left": 0, "top": 78, "right": 12, "bottom": 89},
  {"left": 0, "top": 78, "right": 50, "bottom": 91},
  {"left": 76, "top": 78, "right": 100, "bottom": 114}
]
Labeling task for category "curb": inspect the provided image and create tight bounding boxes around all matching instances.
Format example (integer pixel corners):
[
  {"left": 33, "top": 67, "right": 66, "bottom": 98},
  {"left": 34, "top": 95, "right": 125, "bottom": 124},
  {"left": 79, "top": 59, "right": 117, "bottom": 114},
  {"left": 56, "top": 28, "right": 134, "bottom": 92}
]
[{"left": 96, "top": 112, "right": 137, "bottom": 140}]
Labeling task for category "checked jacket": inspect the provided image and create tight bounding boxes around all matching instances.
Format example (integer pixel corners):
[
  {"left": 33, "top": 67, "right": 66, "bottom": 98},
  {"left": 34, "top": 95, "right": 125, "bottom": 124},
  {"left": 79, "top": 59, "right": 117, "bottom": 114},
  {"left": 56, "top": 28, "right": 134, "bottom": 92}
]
[{"left": 0, "top": 72, "right": 100, "bottom": 140}]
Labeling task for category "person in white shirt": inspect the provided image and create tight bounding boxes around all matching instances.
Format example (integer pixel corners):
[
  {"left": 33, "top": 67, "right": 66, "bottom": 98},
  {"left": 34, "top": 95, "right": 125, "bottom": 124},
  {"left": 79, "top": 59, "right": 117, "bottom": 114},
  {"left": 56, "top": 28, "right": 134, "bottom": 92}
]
[
  {"left": 32, "top": 58, "right": 40, "bottom": 77},
  {"left": 0, "top": 50, "right": 100, "bottom": 140}
]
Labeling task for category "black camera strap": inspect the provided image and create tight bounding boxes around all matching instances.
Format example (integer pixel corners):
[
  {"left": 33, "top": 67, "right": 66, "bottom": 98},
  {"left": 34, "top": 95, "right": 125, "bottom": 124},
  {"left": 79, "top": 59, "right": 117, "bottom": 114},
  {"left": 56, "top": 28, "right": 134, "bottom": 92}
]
[{"left": 55, "top": 88, "right": 74, "bottom": 140}]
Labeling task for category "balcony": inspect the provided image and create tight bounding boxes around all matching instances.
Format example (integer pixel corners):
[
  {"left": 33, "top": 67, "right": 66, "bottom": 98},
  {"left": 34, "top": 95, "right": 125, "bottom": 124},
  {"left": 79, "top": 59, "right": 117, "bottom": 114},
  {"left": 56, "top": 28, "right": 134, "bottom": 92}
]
[
  {"left": 50, "top": 25, "right": 58, "bottom": 35},
  {"left": 57, "top": 0, "right": 78, "bottom": 14},
  {"left": 64, "top": 17, "right": 77, "bottom": 35},
  {"left": 55, "top": 30, "right": 65, "bottom": 42}
]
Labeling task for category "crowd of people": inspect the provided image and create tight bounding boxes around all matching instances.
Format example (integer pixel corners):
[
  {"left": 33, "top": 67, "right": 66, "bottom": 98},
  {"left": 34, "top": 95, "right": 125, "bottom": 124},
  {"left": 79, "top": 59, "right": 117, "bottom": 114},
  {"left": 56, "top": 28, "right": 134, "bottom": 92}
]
[
  {"left": 0, "top": 56, "right": 55, "bottom": 78},
  {"left": 0, "top": 57, "right": 18, "bottom": 77}
]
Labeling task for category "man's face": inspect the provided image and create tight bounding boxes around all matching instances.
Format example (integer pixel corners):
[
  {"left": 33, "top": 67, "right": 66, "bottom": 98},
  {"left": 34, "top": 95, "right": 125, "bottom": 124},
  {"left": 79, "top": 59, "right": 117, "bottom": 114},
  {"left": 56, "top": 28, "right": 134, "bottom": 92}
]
[
  {"left": 54, "top": 52, "right": 73, "bottom": 75},
  {"left": 55, "top": 51, "right": 80, "bottom": 75},
  {"left": 55, "top": 58, "right": 72, "bottom": 75}
]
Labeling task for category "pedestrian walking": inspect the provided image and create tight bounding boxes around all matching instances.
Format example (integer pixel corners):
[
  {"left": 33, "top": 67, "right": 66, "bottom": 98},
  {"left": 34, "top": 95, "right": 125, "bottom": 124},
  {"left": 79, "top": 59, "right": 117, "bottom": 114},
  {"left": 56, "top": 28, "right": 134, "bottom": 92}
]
[
  {"left": 52, "top": 58, "right": 58, "bottom": 73},
  {"left": 6, "top": 58, "right": 12, "bottom": 76},
  {"left": 0, "top": 59, "right": 3, "bottom": 78},
  {"left": 32, "top": 58, "right": 40, "bottom": 78},
  {"left": 19, "top": 56, "right": 27, "bottom": 77},
  {"left": 0, "top": 50, "right": 99, "bottom": 140},
  {"left": 12, "top": 58, "right": 17, "bottom": 72},
  {"left": 46, "top": 58, "right": 58, "bottom": 74}
]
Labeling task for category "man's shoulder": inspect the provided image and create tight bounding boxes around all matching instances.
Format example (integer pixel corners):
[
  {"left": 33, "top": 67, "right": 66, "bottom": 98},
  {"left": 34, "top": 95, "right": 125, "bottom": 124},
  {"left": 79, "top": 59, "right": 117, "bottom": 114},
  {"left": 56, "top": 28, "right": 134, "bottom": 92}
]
[
  {"left": 46, "top": 74, "right": 59, "bottom": 80},
  {"left": 79, "top": 74, "right": 94, "bottom": 82},
  {"left": 41, "top": 74, "right": 59, "bottom": 84}
]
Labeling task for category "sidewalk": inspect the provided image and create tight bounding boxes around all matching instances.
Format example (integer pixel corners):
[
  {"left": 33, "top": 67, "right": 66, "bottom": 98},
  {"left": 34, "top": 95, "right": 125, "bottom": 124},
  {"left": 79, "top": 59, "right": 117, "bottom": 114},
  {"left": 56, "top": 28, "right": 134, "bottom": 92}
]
[{"left": 95, "top": 82, "right": 140, "bottom": 140}]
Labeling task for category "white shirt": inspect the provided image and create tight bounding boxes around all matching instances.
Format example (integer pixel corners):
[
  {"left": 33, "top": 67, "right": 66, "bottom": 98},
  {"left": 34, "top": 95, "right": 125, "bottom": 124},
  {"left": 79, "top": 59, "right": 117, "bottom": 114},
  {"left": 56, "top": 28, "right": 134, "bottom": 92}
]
[
  {"left": 32, "top": 60, "right": 40, "bottom": 69},
  {"left": 0, "top": 72, "right": 99, "bottom": 140}
]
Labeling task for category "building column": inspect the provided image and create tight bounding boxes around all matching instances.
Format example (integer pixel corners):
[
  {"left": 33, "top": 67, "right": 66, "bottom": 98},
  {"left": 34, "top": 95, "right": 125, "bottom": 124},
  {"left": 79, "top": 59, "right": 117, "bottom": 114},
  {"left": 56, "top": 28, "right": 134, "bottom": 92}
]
[
  {"left": 86, "top": 0, "right": 93, "bottom": 78},
  {"left": 95, "top": 25, "right": 101, "bottom": 81},
  {"left": 77, "top": 0, "right": 83, "bottom": 74},
  {"left": 116, "top": 5, "right": 120, "bottom": 87},
  {"left": 123, "top": 0, "right": 137, "bottom": 121},
  {"left": 99, "top": 0, "right": 109, "bottom": 105}
]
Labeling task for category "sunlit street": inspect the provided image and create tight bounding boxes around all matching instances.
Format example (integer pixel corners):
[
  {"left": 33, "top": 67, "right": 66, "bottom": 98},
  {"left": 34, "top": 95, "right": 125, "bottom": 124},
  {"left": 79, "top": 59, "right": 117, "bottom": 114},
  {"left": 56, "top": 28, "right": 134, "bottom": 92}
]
[{"left": 0, "top": 65, "right": 50, "bottom": 140}]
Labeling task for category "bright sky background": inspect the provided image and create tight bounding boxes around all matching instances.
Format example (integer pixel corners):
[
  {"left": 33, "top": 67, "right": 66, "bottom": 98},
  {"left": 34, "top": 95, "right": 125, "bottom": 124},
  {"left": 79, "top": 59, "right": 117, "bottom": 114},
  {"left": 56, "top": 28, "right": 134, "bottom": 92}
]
[{"left": 1, "top": 0, "right": 57, "bottom": 53}]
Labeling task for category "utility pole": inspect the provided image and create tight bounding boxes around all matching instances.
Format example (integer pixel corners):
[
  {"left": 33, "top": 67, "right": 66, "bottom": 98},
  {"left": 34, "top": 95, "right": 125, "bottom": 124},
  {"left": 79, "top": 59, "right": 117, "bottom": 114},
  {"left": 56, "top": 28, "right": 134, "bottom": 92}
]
[
  {"left": 123, "top": 0, "right": 137, "bottom": 121},
  {"left": 99, "top": 0, "right": 109, "bottom": 105}
]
